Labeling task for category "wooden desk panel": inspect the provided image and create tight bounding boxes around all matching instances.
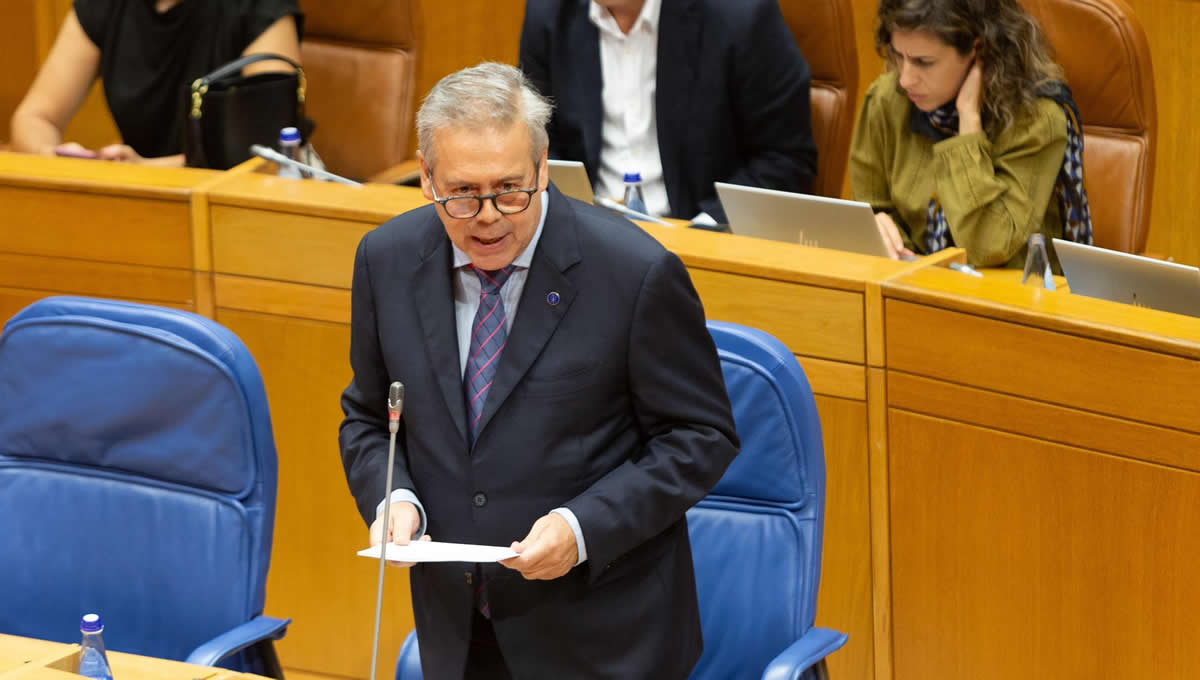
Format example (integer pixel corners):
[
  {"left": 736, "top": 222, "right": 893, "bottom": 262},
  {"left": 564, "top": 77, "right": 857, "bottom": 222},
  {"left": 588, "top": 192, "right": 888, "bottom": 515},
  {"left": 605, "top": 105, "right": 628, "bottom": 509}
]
[
  {"left": 886, "top": 298, "right": 1200, "bottom": 435},
  {"left": 690, "top": 269, "right": 866, "bottom": 364},
  {"left": 210, "top": 206, "right": 372, "bottom": 289},
  {"left": 882, "top": 266, "right": 1200, "bottom": 680},
  {"left": 214, "top": 309, "right": 415, "bottom": 680},
  {"left": 0, "top": 254, "right": 194, "bottom": 304},
  {"left": 0, "top": 185, "right": 191, "bottom": 268},
  {"left": 888, "top": 411, "right": 1200, "bottom": 680}
]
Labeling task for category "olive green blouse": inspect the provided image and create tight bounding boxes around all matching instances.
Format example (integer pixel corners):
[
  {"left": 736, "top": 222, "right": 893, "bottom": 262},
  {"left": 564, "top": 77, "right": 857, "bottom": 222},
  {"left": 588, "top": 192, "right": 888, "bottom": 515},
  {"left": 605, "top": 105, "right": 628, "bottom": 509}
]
[{"left": 849, "top": 71, "right": 1067, "bottom": 268}]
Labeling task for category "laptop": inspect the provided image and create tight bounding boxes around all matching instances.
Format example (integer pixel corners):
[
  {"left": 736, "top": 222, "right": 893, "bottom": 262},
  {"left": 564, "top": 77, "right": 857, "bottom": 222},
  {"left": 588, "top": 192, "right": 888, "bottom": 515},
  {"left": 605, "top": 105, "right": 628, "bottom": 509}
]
[
  {"left": 1054, "top": 238, "right": 1200, "bottom": 317},
  {"left": 547, "top": 160, "right": 594, "bottom": 203},
  {"left": 715, "top": 182, "right": 892, "bottom": 258}
]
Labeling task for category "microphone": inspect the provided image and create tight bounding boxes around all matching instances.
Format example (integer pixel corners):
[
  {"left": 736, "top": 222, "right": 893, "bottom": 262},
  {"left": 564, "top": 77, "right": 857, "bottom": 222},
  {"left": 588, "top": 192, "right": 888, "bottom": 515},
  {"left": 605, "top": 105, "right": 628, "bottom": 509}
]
[
  {"left": 595, "top": 195, "right": 674, "bottom": 227},
  {"left": 387, "top": 382, "right": 404, "bottom": 434},
  {"left": 248, "top": 144, "right": 363, "bottom": 187},
  {"left": 369, "top": 381, "right": 404, "bottom": 680}
]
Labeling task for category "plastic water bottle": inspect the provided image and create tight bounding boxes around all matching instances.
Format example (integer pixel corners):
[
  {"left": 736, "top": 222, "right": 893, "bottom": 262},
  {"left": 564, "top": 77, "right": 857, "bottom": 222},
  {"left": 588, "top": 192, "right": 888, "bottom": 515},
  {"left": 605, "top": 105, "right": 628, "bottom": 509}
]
[
  {"left": 622, "top": 172, "right": 648, "bottom": 215},
  {"left": 277, "top": 126, "right": 303, "bottom": 179},
  {"left": 78, "top": 613, "right": 114, "bottom": 680}
]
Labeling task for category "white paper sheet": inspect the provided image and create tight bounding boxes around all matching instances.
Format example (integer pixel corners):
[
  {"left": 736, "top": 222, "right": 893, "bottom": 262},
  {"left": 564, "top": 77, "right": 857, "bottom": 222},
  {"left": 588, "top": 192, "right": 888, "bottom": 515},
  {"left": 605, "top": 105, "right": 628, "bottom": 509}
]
[{"left": 357, "top": 541, "right": 518, "bottom": 563}]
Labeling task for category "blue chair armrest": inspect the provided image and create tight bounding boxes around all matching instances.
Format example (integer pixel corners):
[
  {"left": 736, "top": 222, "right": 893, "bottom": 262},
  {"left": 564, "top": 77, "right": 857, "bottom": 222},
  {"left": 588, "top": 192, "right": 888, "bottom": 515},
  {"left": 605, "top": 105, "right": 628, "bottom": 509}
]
[
  {"left": 761, "top": 628, "right": 849, "bottom": 680},
  {"left": 395, "top": 630, "right": 422, "bottom": 680},
  {"left": 185, "top": 615, "right": 292, "bottom": 667}
]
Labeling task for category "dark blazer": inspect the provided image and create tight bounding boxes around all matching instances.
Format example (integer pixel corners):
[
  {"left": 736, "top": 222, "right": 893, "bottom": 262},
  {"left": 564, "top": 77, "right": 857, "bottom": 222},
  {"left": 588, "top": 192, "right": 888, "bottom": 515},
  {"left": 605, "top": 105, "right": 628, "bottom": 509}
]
[
  {"left": 520, "top": 0, "right": 817, "bottom": 223},
  {"left": 339, "top": 185, "right": 739, "bottom": 679}
]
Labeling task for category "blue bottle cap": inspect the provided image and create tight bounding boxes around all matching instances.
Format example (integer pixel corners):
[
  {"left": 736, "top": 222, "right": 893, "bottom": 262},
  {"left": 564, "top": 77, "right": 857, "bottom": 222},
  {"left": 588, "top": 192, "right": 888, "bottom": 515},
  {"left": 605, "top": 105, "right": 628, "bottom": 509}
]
[
  {"left": 80, "top": 613, "right": 103, "bottom": 633},
  {"left": 279, "top": 127, "right": 301, "bottom": 144},
  {"left": 623, "top": 172, "right": 642, "bottom": 183}
]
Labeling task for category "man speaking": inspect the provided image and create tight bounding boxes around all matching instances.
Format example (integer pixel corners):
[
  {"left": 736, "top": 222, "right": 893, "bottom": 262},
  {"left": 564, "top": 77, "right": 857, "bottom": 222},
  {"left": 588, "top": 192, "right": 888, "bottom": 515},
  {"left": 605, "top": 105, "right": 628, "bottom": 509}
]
[{"left": 338, "top": 62, "right": 738, "bottom": 679}]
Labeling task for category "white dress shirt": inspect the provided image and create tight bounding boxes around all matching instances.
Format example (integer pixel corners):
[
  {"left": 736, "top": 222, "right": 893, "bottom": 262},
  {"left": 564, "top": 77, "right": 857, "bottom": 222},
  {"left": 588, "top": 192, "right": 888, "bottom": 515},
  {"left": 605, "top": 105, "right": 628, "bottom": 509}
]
[
  {"left": 589, "top": 0, "right": 670, "bottom": 218},
  {"left": 381, "top": 192, "right": 589, "bottom": 565}
]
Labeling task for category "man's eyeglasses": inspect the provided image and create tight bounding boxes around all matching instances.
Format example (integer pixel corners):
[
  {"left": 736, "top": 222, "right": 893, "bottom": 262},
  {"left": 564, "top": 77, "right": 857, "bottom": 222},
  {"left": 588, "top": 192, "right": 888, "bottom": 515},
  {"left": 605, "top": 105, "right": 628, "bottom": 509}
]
[{"left": 429, "top": 169, "right": 540, "bottom": 219}]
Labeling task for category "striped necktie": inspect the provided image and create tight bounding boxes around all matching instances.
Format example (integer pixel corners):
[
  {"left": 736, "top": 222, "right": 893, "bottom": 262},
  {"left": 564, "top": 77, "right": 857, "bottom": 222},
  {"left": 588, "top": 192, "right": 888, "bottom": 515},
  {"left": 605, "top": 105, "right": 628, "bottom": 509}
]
[{"left": 464, "top": 264, "right": 516, "bottom": 446}]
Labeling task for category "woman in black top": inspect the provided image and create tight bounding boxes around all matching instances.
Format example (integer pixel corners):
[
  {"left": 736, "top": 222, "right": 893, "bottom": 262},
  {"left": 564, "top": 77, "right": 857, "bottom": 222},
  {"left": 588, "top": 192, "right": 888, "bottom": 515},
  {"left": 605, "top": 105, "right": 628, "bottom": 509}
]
[{"left": 11, "top": 0, "right": 302, "bottom": 166}]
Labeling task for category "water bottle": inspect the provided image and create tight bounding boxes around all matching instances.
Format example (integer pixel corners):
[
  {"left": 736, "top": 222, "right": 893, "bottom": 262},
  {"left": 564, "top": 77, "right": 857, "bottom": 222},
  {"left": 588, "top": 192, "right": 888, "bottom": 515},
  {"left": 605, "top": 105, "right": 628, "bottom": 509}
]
[
  {"left": 277, "top": 126, "right": 303, "bottom": 179},
  {"left": 78, "top": 613, "right": 114, "bottom": 680},
  {"left": 622, "top": 172, "right": 648, "bottom": 216}
]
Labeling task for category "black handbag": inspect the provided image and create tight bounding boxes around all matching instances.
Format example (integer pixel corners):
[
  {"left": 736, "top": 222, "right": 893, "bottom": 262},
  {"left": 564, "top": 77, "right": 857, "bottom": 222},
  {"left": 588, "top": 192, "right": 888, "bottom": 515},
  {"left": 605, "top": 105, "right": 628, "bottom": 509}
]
[{"left": 182, "top": 53, "right": 310, "bottom": 170}]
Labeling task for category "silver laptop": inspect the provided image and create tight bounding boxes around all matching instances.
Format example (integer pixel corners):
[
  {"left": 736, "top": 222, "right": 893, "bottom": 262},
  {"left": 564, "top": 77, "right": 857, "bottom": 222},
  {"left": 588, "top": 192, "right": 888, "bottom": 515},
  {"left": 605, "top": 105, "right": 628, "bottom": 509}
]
[
  {"left": 548, "top": 160, "right": 594, "bottom": 203},
  {"left": 715, "top": 182, "right": 891, "bottom": 258},
  {"left": 1054, "top": 238, "right": 1200, "bottom": 317}
]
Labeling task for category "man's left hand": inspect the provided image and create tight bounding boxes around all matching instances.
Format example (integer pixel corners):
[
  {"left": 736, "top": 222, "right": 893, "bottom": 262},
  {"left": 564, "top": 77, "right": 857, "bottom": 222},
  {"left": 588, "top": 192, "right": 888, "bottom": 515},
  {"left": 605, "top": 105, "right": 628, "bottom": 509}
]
[{"left": 500, "top": 513, "right": 577, "bottom": 580}]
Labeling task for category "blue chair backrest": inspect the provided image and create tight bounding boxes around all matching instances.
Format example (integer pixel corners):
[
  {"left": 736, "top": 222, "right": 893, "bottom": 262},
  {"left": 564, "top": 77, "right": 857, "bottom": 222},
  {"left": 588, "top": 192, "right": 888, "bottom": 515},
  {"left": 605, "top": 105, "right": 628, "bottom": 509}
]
[
  {"left": 0, "top": 297, "right": 278, "bottom": 662},
  {"left": 686, "top": 321, "right": 827, "bottom": 679}
]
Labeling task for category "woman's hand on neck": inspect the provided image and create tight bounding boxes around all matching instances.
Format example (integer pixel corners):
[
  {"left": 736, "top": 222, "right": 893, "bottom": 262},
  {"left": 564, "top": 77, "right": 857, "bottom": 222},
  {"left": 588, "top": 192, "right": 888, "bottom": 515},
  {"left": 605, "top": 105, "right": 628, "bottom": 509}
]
[
  {"left": 955, "top": 60, "right": 984, "bottom": 135},
  {"left": 154, "top": 0, "right": 184, "bottom": 14}
]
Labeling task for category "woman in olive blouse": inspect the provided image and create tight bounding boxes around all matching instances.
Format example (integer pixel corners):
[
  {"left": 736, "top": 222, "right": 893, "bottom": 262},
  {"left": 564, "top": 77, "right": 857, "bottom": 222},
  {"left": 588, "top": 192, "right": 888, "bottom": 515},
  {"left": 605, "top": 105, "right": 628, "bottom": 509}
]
[{"left": 850, "top": 0, "right": 1092, "bottom": 267}]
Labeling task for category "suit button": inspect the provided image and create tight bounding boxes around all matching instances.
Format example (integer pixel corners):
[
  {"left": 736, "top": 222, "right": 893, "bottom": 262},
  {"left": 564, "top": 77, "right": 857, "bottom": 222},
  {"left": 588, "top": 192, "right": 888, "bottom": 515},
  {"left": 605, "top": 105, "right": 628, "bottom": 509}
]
[
  {"left": 473, "top": 492, "right": 487, "bottom": 507},
  {"left": 465, "top": 571, "right": 473, "bottom": 585}
]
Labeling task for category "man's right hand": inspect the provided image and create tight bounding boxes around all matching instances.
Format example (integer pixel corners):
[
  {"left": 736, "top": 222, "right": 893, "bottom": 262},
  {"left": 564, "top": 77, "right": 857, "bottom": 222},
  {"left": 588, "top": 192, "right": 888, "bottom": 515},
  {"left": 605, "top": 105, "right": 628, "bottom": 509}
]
[{"left": 369, "top": 501, "right": 428, "bottom": 568}]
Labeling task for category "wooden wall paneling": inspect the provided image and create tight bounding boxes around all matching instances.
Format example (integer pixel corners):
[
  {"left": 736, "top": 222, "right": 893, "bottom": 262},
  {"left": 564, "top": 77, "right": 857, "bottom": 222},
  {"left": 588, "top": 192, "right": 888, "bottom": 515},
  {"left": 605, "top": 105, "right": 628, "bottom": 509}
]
[
  {"left": 0, "top": 1, "right": 40, "bottom": 146},
  {"left": 409, "top": 0, "right": 526, "bottom": 156},
  {"left": 888, "top": 409, "right": 1200, "bottom": 680},
  {"left": 1125, "top": 0, "right": 1200, "bottom": 266},
  {"left": 813, "top": 395, "right": 875, "bottom": 680},
  {"left": 215, "top": 309, "right": 416, "bottom": 680}
]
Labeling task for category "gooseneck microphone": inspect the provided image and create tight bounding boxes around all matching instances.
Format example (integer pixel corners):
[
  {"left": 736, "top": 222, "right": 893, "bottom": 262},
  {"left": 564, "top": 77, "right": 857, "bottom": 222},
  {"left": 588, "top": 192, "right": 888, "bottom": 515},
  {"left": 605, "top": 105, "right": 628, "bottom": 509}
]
[
  {"left": 369, "top": 381, "right": 405, "bottom": 680},
  {"left": 248, "top": 144, "right": 364, "bottom": 187}
]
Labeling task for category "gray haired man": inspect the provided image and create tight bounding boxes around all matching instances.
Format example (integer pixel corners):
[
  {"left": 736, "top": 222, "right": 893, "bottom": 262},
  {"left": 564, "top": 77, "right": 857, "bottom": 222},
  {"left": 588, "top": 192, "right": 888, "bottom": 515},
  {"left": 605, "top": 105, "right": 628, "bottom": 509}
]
[{"left": 339, "top": 62, "right": 738, "bottom": 679}]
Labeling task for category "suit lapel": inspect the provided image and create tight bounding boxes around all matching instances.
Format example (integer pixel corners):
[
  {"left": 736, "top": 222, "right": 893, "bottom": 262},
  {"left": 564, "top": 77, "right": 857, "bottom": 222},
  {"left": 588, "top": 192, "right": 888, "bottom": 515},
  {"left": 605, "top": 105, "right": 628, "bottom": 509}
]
[
  {"left": 473, "top": 188, "right": 581, "bottom": 442},
  {"left": 656, "top": 0, "right": 701, "bottom": 214},
  {"left": 412, "top": 228, "right": 469, "bottom": 447}
]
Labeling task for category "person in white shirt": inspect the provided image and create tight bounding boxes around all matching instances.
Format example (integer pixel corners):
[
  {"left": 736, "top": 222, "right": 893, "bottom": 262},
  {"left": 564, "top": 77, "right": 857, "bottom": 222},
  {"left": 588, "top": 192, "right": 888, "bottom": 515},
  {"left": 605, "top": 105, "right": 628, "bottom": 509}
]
[{"left": 520, "top": 0, "right": 817, "bottom": 225}]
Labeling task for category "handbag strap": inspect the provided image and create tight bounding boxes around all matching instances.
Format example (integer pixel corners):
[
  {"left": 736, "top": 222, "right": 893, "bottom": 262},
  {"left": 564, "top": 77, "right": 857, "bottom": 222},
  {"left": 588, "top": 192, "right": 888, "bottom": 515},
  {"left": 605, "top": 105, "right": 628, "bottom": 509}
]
[{"left": 189, "top": 53, "right": 306, "bottom": 120}]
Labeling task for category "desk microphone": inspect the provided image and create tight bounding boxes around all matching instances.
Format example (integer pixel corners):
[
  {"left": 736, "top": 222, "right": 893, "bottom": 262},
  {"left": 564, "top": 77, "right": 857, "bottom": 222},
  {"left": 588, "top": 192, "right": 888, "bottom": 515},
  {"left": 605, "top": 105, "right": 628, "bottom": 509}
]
[
  {"left": 248, "top": 144, "right": 363, "bottom": 187},
  {"left": 369, "top": 381, "right": 405, "bottom": 680}
]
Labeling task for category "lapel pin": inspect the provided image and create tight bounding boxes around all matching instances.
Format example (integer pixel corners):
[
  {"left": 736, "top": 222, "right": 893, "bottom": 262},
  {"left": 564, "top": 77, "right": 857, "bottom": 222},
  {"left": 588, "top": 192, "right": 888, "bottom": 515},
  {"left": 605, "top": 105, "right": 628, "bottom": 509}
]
[{"left": 547, "top": 291, "right": 561, "bottom": 306}]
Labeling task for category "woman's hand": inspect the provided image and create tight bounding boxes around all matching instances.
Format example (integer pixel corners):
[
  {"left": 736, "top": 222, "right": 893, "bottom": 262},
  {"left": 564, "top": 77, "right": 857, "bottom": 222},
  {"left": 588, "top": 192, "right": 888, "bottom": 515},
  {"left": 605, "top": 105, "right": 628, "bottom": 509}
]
[
  {"left": 874, "top": 212, "right": 916, "bottom": 261},
  {"left": 97, "top": 144, "right": 144, "bottom": 163},
  {"left": 956, "top": 59, "right": 984, "bottom": 135}
]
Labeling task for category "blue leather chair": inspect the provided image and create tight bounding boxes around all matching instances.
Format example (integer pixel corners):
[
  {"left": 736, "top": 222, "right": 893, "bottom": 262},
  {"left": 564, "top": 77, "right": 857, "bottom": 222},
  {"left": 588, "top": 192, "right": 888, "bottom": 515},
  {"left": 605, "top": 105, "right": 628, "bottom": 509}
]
[
  {"left": 0, "top": 297, "right": 290, "bottom": 677},
  {"left": 394, "top": 320, "right": 846, "bottom": 680}
]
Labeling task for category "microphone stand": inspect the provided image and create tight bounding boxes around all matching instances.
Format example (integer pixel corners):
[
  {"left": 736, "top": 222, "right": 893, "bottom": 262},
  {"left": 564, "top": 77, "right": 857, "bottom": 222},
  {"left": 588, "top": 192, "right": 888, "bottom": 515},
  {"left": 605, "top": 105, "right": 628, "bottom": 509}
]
[
  {"left": 369, "top": 382, "right": 404, "bottom": 680},
  {"left": 248, "top": 144, "right": 363, "bottom": 187}
]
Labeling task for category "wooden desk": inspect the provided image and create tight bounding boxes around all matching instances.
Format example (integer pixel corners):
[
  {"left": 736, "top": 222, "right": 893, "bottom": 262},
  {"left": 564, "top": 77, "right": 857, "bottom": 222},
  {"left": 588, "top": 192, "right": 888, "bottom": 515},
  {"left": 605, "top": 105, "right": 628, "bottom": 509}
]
[
  {"left": 0, "top": 151, "right": 220, "bottom": 324},
  {"left": 879, "top": 267, "right": 1200, "bottom": 680},
  {"left": 0, "top": 634, "right": 264, "bottom": 680}
]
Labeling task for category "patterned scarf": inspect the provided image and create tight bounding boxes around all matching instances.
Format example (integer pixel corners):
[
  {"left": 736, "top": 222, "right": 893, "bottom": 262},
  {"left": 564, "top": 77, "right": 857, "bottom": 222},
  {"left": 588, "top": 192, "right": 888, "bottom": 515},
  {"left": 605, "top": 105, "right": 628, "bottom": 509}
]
[{"left": 913, "top": 83, "right": 1093, "bottom": 254}]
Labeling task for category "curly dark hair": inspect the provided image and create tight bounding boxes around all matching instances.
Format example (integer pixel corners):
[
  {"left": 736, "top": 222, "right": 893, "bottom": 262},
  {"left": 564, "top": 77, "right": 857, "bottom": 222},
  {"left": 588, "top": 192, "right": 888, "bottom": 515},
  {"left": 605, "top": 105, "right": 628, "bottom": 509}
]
[{"left": 875, "top": 0, "right": 1064, "bottom": 135}]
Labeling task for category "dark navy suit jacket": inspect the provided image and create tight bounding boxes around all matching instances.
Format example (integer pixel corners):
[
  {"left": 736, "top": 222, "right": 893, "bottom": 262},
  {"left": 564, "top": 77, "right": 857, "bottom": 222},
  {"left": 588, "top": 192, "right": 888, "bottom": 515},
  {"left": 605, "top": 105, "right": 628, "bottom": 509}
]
[
  {"left": 338, "top": 185, "right": 739, "bottom": 678},
  {"left": 520, "top": 0, "right": 817, "bottom": 223}
]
